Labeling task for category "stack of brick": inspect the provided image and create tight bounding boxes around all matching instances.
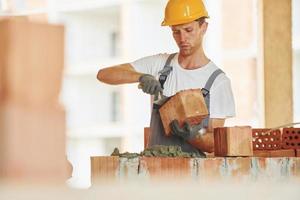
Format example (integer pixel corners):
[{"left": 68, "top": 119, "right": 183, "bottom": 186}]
[
  {"left": 252, "top": 128, "right": 299, "bottom": 157},
  {"left": 91, "top": 156, "right": 300, "bottom": 184},
  {"left": 0, "top": 18, "right": 68, "bottom": 183}
]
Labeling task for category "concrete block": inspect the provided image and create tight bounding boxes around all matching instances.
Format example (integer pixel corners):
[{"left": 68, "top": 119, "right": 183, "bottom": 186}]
[
  {"left": 159, "top": 89, "right": 208, "bottom": 136},
  {"left": 214, "top": 126, "right": 253, "bottom": 156},
  {"left": 0, "top": 18, "right": 64, "bottom": 107},
  {"left": 0, "top": 101, "right": 67, "bottom": 182}
]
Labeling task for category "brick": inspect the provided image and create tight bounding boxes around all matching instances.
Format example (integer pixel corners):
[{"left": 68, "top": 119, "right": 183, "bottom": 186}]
[
  {"left": 0, "top": 101, "right": 67, "bottom": 182},
  {"left": 226, "top": 157, "right": 252, "bottom": 180},
  {"left": 297, "top": 149, "right": 300, "bottom": 157},
  {"left": 91, "top": 156, "right": 119, "bottom": 184},
  {"left": 159, "top": 89, "right": 208, "bottom": 136},
  {"left": 214, "top": 126, "right": 253, "bottom": 156},
  {"left": 290, "top": 158, "right": 300, "bottom": 179},
  {"left": 254, "top": 149, "right": 295, "bottom": 157},
  {"left": 251, "top": 157, "right": 292, "bottom": 181},
  {"left": 198, "top": 158, "right": 251, "bottom": 182},
  {"left": 139, "top": 157, "right": 193, "bottom": 180},
  {"left": 197, "top": 158, "right": 225, "bottom": 182},
  {"left": 252, "top": 129, "right": 281, "bottom": 150},
  {"left": 282, "top": 128, "right": 300, "bottom": 149},
  {"left": 0, "top": 18, "right": 64, "bottom": 107},
  {"left": 144, "top": 127, "right": 150, "bottom": 149}
]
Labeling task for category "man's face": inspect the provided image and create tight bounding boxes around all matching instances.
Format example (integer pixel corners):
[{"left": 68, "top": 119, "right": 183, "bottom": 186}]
[{"left": 171, "top": 21, "right": 207, "bottom": 56}]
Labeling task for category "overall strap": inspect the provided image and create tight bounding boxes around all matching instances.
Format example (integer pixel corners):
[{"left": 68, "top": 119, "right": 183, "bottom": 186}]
[
  {"left": 201, "top": 69, "right": 224, "bottom": 128},
  {"left": 158, "top": 53, "right": 176, "bottom": 89}
]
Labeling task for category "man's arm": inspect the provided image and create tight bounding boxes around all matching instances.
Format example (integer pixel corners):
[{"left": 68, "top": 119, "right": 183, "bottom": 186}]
[
  {"left": 97, "top": 63, "right": 163, "bottom": 96},
  {"left": 97, "top": 63, "right": 143, "bottom": 85},
  {"left": 187, "top": 118, "right": 225, "bottom": 153}
]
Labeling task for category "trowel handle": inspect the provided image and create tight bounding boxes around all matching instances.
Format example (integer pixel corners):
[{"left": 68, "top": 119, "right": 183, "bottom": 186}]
[{"left": 154, "top": 91, "right": 163, "bottom": 101}]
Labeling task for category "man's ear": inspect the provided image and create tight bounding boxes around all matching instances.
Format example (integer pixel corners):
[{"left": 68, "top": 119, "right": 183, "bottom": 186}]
[{"left": 201, "top": 22, "right": 208, "bottom": 34}]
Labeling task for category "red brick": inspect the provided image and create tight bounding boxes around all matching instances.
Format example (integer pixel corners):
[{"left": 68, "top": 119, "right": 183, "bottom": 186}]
[
  {"left": 282, "top": 128, "right": 300, "bottom": 149},
  {"left": 226, "top": 157, "right": 252, "bottom": 180},
  {"left": 252, "top": 129, "right": 281, "bottom": 150},
  {"left": 214, "top": 126, "right": 253, "bottom": 156},
  {"left": 159, "top": 89, "right": 208, "bottom": 136},
  {"left": 144, "top": 127, "right": 150, "bottom": 149},
  {"left": 297, "top": 149, "right": 300, "bottom": 157},
  {"left": 254, "top": 149, "right": 295, "bottom": 157},
  {"left": 197, "top": 158, "right": 225, "bottom": 182},
  {"left": 0, "top": 101, "right": 67, "bottom": 182},
  {"left": 0, "top": 18, "right": 64, "bottom": 107},
  {"left": 139, "top": 157, "right": 193, "bottom": 180},
  {"left": 290, "top": 158, "right": 300, "bottom": 179},
  {"left": 91, "top": 156, "right": 119, "bottom": 184}
]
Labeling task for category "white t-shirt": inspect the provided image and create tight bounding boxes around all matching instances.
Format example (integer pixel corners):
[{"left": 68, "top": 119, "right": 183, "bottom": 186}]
[{"left": 131, "top": 53, "right": 236, "bottom": 118}]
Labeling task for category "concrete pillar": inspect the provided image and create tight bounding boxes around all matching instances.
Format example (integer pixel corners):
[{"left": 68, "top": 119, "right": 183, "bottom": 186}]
[{"left": 258, "top": 0, "right": 293, "bottom": 127}]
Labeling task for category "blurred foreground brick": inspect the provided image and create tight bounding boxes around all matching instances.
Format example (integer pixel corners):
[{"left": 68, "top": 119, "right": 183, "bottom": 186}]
[
  {"left": 0, "top": 102, "right": 68, "bottom": 182},
  {"left": 0, "top": 18, "right": 67, "bottom": 183},
  {"left": 0, "top": 18, "right": 64, "bottom": 107},
  {"left": 91, "top": 156, "right": 300, "bottom": 184}
]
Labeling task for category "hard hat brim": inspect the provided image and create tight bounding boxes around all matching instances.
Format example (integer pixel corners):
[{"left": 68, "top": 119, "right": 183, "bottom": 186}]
[{"left": 161, "top": 15, "right": 209, "bottom": 26}]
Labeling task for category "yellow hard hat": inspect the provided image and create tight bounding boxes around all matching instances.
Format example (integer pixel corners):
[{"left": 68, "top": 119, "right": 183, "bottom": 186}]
[{"left": 161, "top": 0, "right": 209, "bottom": 26}]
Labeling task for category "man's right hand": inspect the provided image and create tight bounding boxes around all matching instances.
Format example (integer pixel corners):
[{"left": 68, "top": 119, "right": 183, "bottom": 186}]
[{"left": 139, "top": 74, "right": 162, "bottom": 95}]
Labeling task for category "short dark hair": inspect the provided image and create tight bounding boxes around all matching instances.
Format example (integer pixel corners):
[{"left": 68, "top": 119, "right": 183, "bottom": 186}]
[{"left": 195, "top": 17, "right": 207, "bottom": 26}]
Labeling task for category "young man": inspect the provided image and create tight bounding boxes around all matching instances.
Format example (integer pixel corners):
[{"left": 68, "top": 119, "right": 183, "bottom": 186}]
[{"left": 97, "top": 0, "right": 235, "bottom": 157}]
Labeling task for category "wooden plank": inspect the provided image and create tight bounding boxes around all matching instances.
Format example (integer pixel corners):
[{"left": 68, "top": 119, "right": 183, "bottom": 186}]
[{"left": 258, "top": 0, "right": 293, "bottom": 127}]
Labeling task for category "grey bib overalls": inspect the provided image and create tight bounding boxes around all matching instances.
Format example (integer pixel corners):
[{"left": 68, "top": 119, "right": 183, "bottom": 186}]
[{"left": 148, "top": 53, "right": 224, "bottom": 157}]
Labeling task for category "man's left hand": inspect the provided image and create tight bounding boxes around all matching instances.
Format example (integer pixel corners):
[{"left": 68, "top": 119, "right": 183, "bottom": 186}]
[{"left": 169, "top": 120, "right": 202, "bottom": 140}]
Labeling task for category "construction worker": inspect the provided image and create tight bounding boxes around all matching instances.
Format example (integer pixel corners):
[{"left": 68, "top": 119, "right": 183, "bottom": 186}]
[{"left": 97, "top": 0, "right": 235, "bottom": 157}]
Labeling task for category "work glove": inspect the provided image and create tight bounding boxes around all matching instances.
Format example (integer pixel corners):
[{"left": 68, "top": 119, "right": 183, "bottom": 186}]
[
  {"left": 139, "top": 74, "right": 162, "bottom": 95},
  {"left": 169, "top": 120, "right": 203, "bottom": 141}
]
